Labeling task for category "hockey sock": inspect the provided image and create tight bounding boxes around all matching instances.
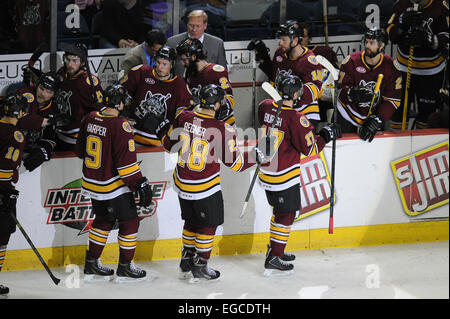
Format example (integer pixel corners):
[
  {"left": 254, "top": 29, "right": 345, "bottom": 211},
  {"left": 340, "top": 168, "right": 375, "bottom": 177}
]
[
  {"left": 194, "top": 226, "right": 217, "bottom": 261},
  {"left": 118, "top": 217, "right": 140, "bottom": 263},
  {"left": 182, "top": 227, "right": 197, "bottom": 253},
  {"left": 0, "top": 236, "right": 10, "bottom": 272},
  {"left": 87, "top": 215, "right": 114, "bottom": 260},
  {"left": 269, "top": 211, "right": 295, "bottom": 257}
]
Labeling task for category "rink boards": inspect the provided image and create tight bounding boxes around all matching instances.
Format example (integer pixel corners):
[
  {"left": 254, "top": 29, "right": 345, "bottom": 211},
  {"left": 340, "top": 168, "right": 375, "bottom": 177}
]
[{"left": 3, "top": 129, "right": 449, "bottom": 271}]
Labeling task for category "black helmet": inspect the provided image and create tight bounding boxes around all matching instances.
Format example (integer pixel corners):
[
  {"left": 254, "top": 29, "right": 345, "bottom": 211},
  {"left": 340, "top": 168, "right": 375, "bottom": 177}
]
[
  {"left": 277, "top": 20, "right": 304, "bottom": 42},
  {"left": 199, "top": 84, "right": 225, "bottom": 110},
  {"left": 176, "top": 38, "right": 206, "bottom": 60},
  {"left": 363, "top": 27, "right": 389, "bottom": 46},
  {"left": 155, "top": 46, "right": 177, "bottom": 65},
  {"left": 37, "top": 71, "right": 60, "bottom": 92},
  {"left": 104, "top": 84, "right": 132, "bottom": 109},
  {"left": 276, "top": 74, "right": 303, "bottom": 101},
  {"left": 0, "top": 94, "right": 29, "bottom": 118},
  {"left": 60, "top": 42, "right": 88, "bottom": 61}
]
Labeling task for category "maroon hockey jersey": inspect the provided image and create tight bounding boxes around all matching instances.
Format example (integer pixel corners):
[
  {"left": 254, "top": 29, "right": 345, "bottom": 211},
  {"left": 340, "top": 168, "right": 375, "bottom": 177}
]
[
  {"left": 337, "top": 51, "right": 402, "bottom": 126},
  {"left": 56, "top": 69, "right": 103, "bottom": 145},
  {"left": 261, "top": 46, "right": 323, "bottom": 121},
  {"left": 0, "top": 121, "right": 26, "bottom": 192},
  {"left": 161, "top": 109, "right": 255, "bottom": 200},
  {"left": 257, "top": 99, "right": 326, "bottom": 192},
  {"left": 185, "top": 63, "right": 236, "bottom": 126},
  {"left": 75, "top": 111, "right": 143, "bottom": 201},
  {"left": 121, "top": 64, "right": 193, "bottom": 146},
  {"left": 387, "top": 0, "right": 449, "bottom": 76}
]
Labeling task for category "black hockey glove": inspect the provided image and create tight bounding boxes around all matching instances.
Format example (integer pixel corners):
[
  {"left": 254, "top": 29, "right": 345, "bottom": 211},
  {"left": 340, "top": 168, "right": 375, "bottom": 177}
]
[
  {"left": 0, "top": 189, "right": 19, "bottom": 215},
  {"left": 247, "top": 38, "right": 270, "bottom": 62},
  {"left": 347, "top": 85, "right": 375, "bottom": 106},
  {"left": 135, "top": 177, "right": 152, "bottom": 208},
  {"left": 215, "top": 99, "right": 232, "bottom": 121},
  {"left": 319, "top": 123, "right": 342, "bottom": 144},
  {"left": 23, "top": 139, "right": 54, "bottom": 172},
  {"left": 22, "top": 65, "right": 42, "bottom": 86},
  {"left": 155, "top": 118, "right": 171, "bottom": 140},
  {"left": 47, "top": 113, "right": 70, "bottom": 126},
  {"left": 252, "top": 146, "right": 269, "bottom": 165},
  {"left": 358, "top": 114, "right": 383, "bottom": 142}
]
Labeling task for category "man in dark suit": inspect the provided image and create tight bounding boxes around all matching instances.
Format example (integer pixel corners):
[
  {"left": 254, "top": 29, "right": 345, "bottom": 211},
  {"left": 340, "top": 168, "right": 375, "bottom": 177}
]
[{"left": 166, "top": 10, "right": 227, "bottom": 78}]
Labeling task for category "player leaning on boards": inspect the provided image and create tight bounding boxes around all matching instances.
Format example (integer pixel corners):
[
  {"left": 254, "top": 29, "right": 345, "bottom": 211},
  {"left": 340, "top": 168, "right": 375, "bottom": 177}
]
[
  {"left": 257, "top": 75, "right": 342, "bottom": 276},
  {"left": 337, "top": 27, "right": 403, "bottom": 142},
  {"left": 0, "top": 94, "right": 29, "bottom": 296},
  {"left": 156, "top": 84, "right": 263, "bottom": 283},
  {"left": 75, "top": 84, "right": 153, "bottom": 283}
]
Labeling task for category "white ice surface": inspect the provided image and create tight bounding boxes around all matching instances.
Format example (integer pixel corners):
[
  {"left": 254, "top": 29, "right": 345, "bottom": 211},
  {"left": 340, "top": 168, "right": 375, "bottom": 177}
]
[{"left": 1, "top": 241, "right": 448, "bottom": 299}]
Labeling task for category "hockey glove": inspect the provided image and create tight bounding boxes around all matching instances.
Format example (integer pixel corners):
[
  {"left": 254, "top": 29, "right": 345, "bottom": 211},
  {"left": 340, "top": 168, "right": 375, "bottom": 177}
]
[
  {"left": 252, "top": 146, "right": 269, "bottom": 165},
  {"left": 0, "top": 189, "right": 19, "bottom": 215},
  {"left": 247, "top": 38, "right": 270, "bottom": 62},
  {"left": 347, "top": 85, "right": 374, "bottom": 106},
  {"left": 23, "top": 139, "right": 54, "bottom": 172},
  {"left": 319, "top": 123, "right": 342, "bottom": 144},
  {"left": 215, "top": 98, "right": 233, "bottom": 121},
  {"left": 155, "top": 118, "right": 171, "bottom": 140},
  {"left": 47, "top": 113, "right": 70, "bottom": 126},
  {"left": 358, "top": 114, "right": 383, "bottom": 142},
  {"left": 135, "top": 177, "right": 153, "bottom": 208}
]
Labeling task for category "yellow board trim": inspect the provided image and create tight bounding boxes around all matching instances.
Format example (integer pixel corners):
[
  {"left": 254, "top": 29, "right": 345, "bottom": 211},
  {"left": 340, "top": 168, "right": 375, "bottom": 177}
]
[{"left": 2, "top": 221, "right": 448, "bottom": 271}]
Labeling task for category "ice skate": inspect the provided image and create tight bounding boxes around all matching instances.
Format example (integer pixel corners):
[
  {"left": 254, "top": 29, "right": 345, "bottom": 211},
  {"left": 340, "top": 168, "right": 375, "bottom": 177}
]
[
  {"left": 84, "top": 256, "right": 114, "bottom": 282},
  {"left": 189, "top": 256, "right": 220, "bottom": 283},
  {"left": 115, "top": 261, "right": 146, "bottom": 283},
  {"left": 0, "top": 284, "right": 9, "bottom": 297},
  {"left": 282, "top": 251, "right": 296, "bottom": 263},
  {"left": 264, "top": 246, "right": 294, "bottom": 277},
  {"left": 179, "top": 248, "right": 195, "bottom": 279}
]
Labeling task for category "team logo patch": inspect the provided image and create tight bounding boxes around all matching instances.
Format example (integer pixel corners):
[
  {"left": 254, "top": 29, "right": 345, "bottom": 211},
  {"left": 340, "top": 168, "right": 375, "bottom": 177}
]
[
  {"left": 308, "top": 55, "right": 319, "bottom": 65},
  {"left": 122, "top": 121, "right": 133, "bottom": 133},
  {"left": 86, "top": 75, "right": 99, "bottom": 86},
  {"left": 212, "top": 65, "right": 225, "bottom": 72},
  {"left": 44, "top": 179, "right": 168, "bottom": 235},
  {"left": 14, "top": 131, "right": 24, "bottom": 143},
  {"left": 391, "top": 141, "right": 449, "bottom": 216},
  {"left": 276, "top": 55, "right": 283, "bottom": 62},
  {"left": 356, "top": 66, "right": 366, "bottom": 73},
  {"left": 299, "top": 116, "right": 310, "bottom": 128},
  {"left": 22, "top": 92, "right": 34, "bottom": 103},
  {"left": 145, "top": 77, "right": 155, "bottom": 85}
]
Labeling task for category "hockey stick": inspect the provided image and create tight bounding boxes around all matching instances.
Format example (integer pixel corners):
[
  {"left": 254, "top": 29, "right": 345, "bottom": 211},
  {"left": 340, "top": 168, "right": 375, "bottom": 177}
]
[
  {"left": 402, "top": 3, "right": 419, "bottom": 130},
  {"left": 239, "top": 82, "right": 283, "bottom": 219},
  {"left": 315, "top": 55, "right": 338, "bottom": 234},
  {"left": 9, "top": 212, "right": 61, "bottom": 285},
  {"left": 251, "top": 51, "right": 258, "bottom": 134},
  {"left": 367, "top": 74, "right": 384, "bottom": 117}
]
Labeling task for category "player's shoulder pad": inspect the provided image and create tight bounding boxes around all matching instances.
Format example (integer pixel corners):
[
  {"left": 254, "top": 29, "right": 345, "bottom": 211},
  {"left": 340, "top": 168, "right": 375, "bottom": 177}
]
[
  {"left": 212, "top": 64, "right": 226, "bottom": 72},
  {"left": 307, "top": 54, "right": 319, "bottom": 66},
  {"left": 298, "top": 114, "right": 311, "bottom": 128},
  {"left": 85, "top": 74, "right": 100, "bottom": 86},
  {"left": 13, "top": 130, "right": 25, "bottom": 143},
  {"left": 121, "top": 120, "right": 133, "bottom": 133}
]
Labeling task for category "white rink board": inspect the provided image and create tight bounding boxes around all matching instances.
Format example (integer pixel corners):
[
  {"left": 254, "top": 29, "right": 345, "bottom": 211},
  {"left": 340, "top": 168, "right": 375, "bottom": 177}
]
[{"left": 9, "top": 131, "right": 449, "bottom": 251}]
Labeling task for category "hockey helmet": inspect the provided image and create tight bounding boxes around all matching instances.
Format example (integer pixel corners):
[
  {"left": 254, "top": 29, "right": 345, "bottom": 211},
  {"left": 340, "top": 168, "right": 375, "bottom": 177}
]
[
  {"left": 104, "top": 84, "right": 132, "bottom": 109},
  {"left": 60, "top": 42, "right": 88, "bottom": 61},
  {"left": 155, "top": 46, "right": 177, "bottom": 66},
  {"left": 37, "top": 71, "right": 61, "bottom": 92},
  {"left": 276, "top": 74, "right": 303, "bottom": 101},
  {"left": 0, "top": 94, "right": 29, "bottom": 118},
  {"left": 176, "top": 38, "right": 206, "bottom": 60},
  {"left": 199, "top": 84, "right": 225, "bottom": 110},
  {"left": 363, "top": 27, "right": 389, "bottom": 46},
  {"left": 277, "top": 20, "right": 304, "bottom": 42}
]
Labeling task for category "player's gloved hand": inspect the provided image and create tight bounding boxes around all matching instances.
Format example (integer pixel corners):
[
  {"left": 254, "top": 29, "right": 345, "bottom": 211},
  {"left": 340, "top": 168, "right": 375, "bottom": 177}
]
[
  {"left": 24, "top": 140, "right": 54, "bottom": 172},
  {"left": 47, "top": 113, "right": 70, "bottom": 126},
  {"left": 0, "top": 189, "right": 19, "bottom": 214},
  {"left": 134, "top": 177, "right": 152, "bottom": 208},
  {"left": 247, "top": 38, "right": 270, "bottom": 62},
  {"left": 155, "top": 118, "right": 170, "bottom": 140},
  {"left": 347, "top": 85, "right": 375, "bottom": 106},
  {"left": 215, "top": 98, "right": 233, "bottom": 121},
  {"left": 423, "top": 22, "right": 438, "bottom": 49},
  {"left": 319, "top": 123, "right": 342, "bottom": 144},
  {"left": 358, "top": 114, "right": 383, "bottom": 142},
  {"left": 253, "top": 146, "right": 270, "bottom": 165},
  {"left": 21, "top": 65, "right": 42, "bottom": 86},
  {"left": 398, "top": 10, "right": 423, "bottom": 32}
]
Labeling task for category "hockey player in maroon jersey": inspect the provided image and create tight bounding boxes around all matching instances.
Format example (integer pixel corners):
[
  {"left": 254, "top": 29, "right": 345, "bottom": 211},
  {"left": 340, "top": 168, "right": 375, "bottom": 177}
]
[
  {"left": 337, "top": 27, "right": 403, "bottom": 142},
  {"left": 258, "top": 75, "right": 341, "bottom": 276},
  {"left": 56, "top": 43, "right": 104, "bottom": 150},
  {"left": 0, "top": 94, "right": 29, "bottom": 295},
  {"left": 176, "top": 37, "right": 236, "bottom": 127},
  {"left": 16, "top": 72, "right": 69, "bottom": 172},
  {"left": 387, "top": 0, "right": 448, "bottom": 129},
  {"left": 158, "top": 84, "right": 260, "bottom": 282},
  {"left": 248, "top": 21, "right": 323, "bottom": 126},
  {"left": 120, "top": 46, "right": 194, "bottom": 146},
  {"left": 75, "top": 84, "right": 153, "bottom": 282}
]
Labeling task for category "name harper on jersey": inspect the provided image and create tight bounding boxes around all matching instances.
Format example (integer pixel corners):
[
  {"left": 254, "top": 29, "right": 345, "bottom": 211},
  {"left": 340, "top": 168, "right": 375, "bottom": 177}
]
[
  {"left": 184, "top": 122, "right": 206, "bottom": 138},
  {"left": 87, "top": 123, "right": 107, "bottom": 136}
]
